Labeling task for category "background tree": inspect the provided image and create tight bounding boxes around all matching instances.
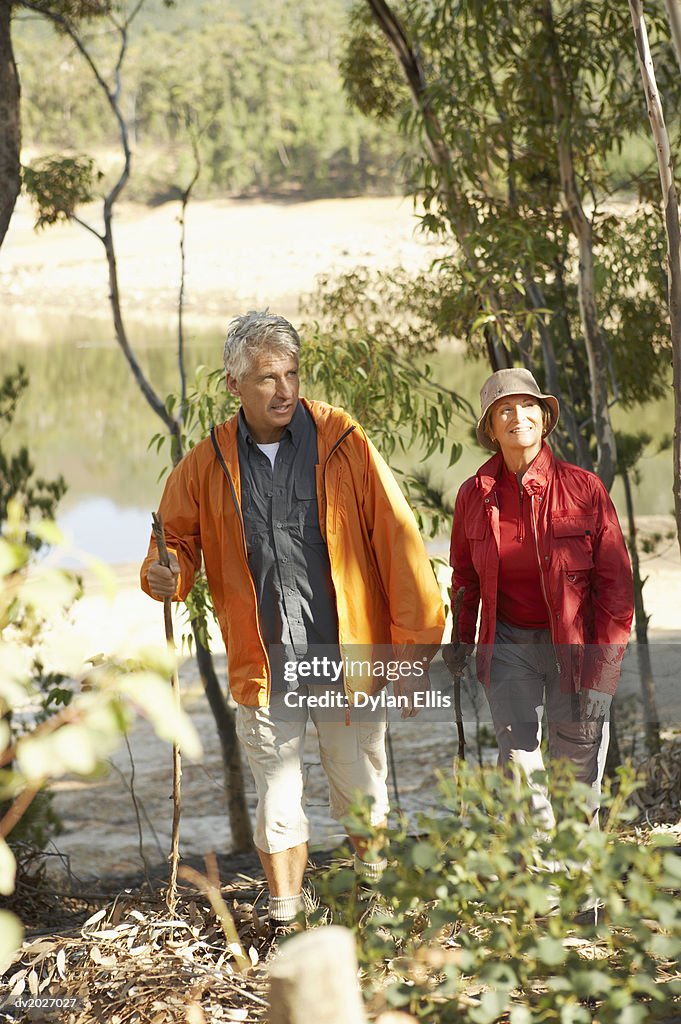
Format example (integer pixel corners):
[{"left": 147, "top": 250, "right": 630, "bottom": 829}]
[
  {"left": 629, "top": 0, "right": 681, "bottom": 557},
  {"left": 0, "top": 0, "right": 115, "bottom": 250},
  {"left": 342, "top": 0, "right": 677, "bottom": 490},
  {"left": 0, "top": 0, "right": 21, "bottom": 246}
]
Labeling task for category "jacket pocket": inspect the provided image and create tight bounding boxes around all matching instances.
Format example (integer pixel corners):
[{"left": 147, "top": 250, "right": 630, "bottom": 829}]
[{"left": 552, "top": 512, "right": 596, "bottom": 570}]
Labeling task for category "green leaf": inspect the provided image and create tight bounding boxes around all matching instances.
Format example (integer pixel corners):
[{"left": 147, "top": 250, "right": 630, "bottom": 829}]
[
  {"left": 411, "top": 841, "right": 439, "bottom": 870},
  {"left": 510, "top": 1007, "right": 532, "bottom": 1024},
  {"left": 469, "top": 987, "right": 510, "bottom": 1024},
  {"left": 648, "top": 933, "right": 681, "bottom": 959},
  {"left": 618, "top": 1007, "right": 648, "bottom": 1024},
  {"left": 535, "top": 936, "right": 566, "bottom": 966},
  {"left": 0, "top": 910, "right": 23, "bottom": 974},
  {"left": 118, "top": 672, "right": 202, "bottom": 759},
  {"left": 560, "top": 1006, "right": 592, "bottom": 1024},
  {"left": 30, "top": 520, "right": 65, "bottom": 547},
  {"left": 662, "top": 852, "right": 681, "bottom": 883},
  {"left": 0, "top": 838, "right": 17, "bottom": 896},
  {"left": 385, "top": 984, "right": 413, "bottom": 1008}
]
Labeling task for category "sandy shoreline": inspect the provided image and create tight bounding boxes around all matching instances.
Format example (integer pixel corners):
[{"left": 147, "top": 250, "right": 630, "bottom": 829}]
[{"left": 1, "top": 194, "right": 440, "bottom": 337}]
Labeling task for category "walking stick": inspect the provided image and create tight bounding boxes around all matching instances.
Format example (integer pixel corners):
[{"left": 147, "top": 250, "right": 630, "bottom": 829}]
[
  {"left": 450, "top": 586, "right": 466, "bottom": 763},
  {"left": 151, "top": 512, "right": 183, "bottom": 913}
]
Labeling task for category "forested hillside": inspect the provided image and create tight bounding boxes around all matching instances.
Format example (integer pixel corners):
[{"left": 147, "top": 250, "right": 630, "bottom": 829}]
[{"left": 14, "top": 0, "right": 404, "bottom": 200}]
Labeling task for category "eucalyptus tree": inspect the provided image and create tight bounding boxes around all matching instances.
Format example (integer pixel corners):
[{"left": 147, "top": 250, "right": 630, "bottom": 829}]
[
  {"left": 629, "top": 0, "right": 681, "bottom": 556},
  {"left": 342, "top": 0, "right": 678, "bottom": 489},
  {"left": 0, "top": 0, "right": 116, "bottom": 249}
]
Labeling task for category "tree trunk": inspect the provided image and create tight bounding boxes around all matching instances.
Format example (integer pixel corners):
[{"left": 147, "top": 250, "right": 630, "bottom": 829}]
[
  {"left": 364, "top": 0, "right": 515, "bottom": 366},
  {"left": 621, "top": 469, "right": 661, "bottom": 755},
  {"left": 664, "top": 0, "right": 681, "bottom": 74},
  {"left": 194, "top": 628, "right": 253, "bottom": 852},
  {"left": 0, "top": 0, "right": 21, "bottom": 250},
  {"left": 541, "top": 0, "right": 617, "bottom": 490},
  {"left": 604, "top": 703, "right": 621, "bottom": 779},
  {"left": 629, "top": 0, "right": 681, "bottom": 559},
  {"left": 268, "top": 926, "right": 367, "bottom": 1024}
]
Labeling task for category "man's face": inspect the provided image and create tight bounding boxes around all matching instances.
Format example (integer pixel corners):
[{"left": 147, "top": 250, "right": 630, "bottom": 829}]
[{"left": 227, "top": 350, "right": 300, "bottom": 443}]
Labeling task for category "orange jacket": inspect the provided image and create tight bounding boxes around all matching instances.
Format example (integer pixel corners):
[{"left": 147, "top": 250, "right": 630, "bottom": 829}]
[{"left": 141, "top": 399, "right": 445, "bottom": 706}]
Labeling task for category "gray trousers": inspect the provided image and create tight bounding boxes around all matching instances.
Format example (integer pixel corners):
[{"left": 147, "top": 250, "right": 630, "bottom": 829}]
[{"left": 486, "top": 619, "right": 609, "bottom": 829}]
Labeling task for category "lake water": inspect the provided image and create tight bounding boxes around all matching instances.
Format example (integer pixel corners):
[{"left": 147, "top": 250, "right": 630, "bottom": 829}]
[{"left": 2, "top": 318, "right": 675, "bottom": 566}]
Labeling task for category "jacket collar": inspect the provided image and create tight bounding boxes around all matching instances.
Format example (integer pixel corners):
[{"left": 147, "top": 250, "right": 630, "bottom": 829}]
[
  {"left": 476, "top": 441, "right": 555, "bottom": 497},
  {"left": 214, "top": 396, "right": 356, "bottom": 478}
]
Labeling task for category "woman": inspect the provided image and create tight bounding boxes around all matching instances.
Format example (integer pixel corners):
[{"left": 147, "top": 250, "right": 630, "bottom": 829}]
[{"left": 445, "top": 368, "right": 634, "bottom": 826}]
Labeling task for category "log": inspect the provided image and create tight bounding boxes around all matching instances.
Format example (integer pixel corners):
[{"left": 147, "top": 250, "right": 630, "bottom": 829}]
[{"left": 268, "top": 926, "right": 366, "bottom": 1024}]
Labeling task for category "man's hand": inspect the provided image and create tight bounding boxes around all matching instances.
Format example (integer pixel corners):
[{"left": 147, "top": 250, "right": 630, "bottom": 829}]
[
  {"left": 579, "top": 689, "right": 612, "bottom": 721},
  {"left": 147, "top": 554, "right": 180, "bottom": 599},
  {"left": 442, "top": 642, "right": 474, "bottom": 680},
  {"left": 393, "top": 670, "right": 431, "bottom": 719}
]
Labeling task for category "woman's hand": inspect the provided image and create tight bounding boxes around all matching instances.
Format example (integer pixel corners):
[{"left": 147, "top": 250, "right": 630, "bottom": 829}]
[
  {"left": 579, "top": 689, "right": 612, "bottom": 721},
  {"left": 442, "top": 642, "right": 475, "bottom": 679}
]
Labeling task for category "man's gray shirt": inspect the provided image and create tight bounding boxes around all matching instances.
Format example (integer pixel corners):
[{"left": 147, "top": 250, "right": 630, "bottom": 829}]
[{"left": 237, "top": 402, "right": 339, "bottom": 680}]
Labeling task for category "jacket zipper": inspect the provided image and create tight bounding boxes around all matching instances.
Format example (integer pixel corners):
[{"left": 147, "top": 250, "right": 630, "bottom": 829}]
[
  {"left": 529, "top": 492, "right": 560, "bottom": 675},
  {"left": 322, "top": 424, "right": 356, "bottom": 721}
]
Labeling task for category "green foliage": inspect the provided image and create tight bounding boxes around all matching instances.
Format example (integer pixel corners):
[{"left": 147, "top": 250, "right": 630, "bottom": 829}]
[
  {"left": 339, "top": 0, "right": 680, "bottom": 466},
  {"left": 23, "top": 156, "right": 101, "bottom": 228},
  {"left": 0, "top": 504, "right": 202, "bottom": 969},
  {"left": 0, "top": 366, "right": 66, "bottom": 550},
  {"left": 15, "top": 0, "right": 406, "bottom": 200},
  {"left": 316, "top": 763, "right": 681, "bottom": 1022},
  {"left": 340, "top": 3, "right": 408, "bottom": 120}
]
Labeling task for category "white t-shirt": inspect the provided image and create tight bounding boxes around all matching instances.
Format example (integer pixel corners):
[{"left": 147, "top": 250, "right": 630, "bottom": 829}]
[{"left": 256, "top": 442, "right": 280, "bottom": 469}]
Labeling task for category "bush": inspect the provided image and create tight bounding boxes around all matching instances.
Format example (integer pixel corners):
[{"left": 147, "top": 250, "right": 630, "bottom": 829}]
[
  {"left": 0, "top": 504, "right": 202, "bottom": 971},
  {"left": 316, "top": 762, "right": 681, "bottom": 1022}
]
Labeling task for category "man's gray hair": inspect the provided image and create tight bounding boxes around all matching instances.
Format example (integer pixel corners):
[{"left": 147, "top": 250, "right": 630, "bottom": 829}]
[{"left": 223, "top": 310, "right": 301, "bottom": 381}]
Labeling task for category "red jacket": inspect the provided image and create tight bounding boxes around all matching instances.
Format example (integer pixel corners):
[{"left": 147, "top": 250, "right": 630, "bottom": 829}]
[{"left": 450, "top": 443, "right": 634, "bottom": 694}]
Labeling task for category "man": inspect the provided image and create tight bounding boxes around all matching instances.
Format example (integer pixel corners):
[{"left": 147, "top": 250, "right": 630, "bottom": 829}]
[{"left": 141, "top": 310, "right": 445, "bottom": 935}]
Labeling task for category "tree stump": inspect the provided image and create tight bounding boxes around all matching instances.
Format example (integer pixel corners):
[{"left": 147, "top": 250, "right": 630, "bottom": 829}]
[{"left": 268, "top": 925, "right": 367, "bottom": 1024}]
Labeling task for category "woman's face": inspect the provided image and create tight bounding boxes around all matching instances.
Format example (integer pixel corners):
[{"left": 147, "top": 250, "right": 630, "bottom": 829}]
[{"left": 488, "top": 393, "right": 544, "bottom": 461}]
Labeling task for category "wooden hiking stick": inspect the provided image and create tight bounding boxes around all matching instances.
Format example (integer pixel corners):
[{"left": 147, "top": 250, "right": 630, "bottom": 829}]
[
  {"left": 451, "top": 586, "right": 466, "bottom": 762},
  {"left": 151, "top": 512, "right": 182, "bottom": 913}
]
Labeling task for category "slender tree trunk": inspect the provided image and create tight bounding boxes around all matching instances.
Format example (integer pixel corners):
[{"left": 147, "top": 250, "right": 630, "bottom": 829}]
[
  {"left": 364, "top": 0, "right": 514, "bottom": 369},
  {"left": 621, "top": 469, "right": 661, "bottom": 755},
  {"left": 629, "top": 0, "right": 681, "bottom": 559},
  {"left": 541, "top": 0, "right": 617, "bottom": 489},
  {"left": 664, "top": 0, "right": 681, "bottom": 74},
  {"left": 194, "top": 631, "right": 253, "bottom": 851},
  {"left": 604, "top": 703, "right": 621, "bottom": 780},
  {"left": 0, "top": 0, "right": 21, "bottom": 250}
]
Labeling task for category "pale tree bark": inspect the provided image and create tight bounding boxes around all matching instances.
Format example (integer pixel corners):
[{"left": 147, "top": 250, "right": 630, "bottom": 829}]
[
  {"left": 621, "top": 470, "right": 661, "bottom": 755},
  {"left": 664, "top": 0, "right": 681, "bottom": 74},
  {"left": 540, "top": 0, "right": 617, "bottom": 489},
  {"left": 0, "top": 0, "right": 21, "bottom": 249},
  {"left": 629, "top": 0, "right": 681, "bottom": 558},
  {"left": 364, "top": 0, "right": 513, "bottom": 370}
]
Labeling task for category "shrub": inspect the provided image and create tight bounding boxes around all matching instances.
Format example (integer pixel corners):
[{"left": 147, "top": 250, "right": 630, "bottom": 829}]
[{"left": 316, "top": 762, "right": 681, "bottom": 1022}]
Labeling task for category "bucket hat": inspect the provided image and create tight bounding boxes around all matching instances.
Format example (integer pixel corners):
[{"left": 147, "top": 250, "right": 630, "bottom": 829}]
[{"left": 476, "top": 368, "right": 560, "bottom": 451}]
